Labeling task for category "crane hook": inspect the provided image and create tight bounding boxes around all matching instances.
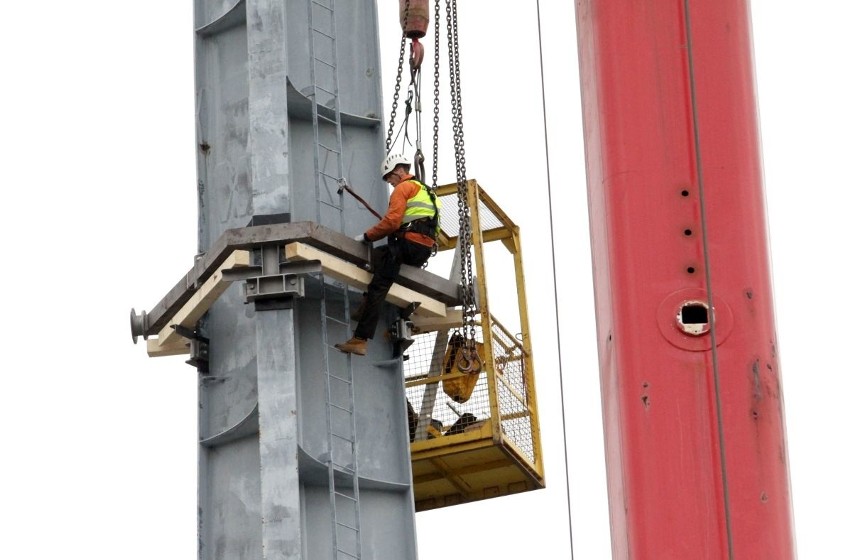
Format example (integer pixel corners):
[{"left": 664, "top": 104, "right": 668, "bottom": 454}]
[
  {"left": 456, "top": 346, "right": 482, "bottom": 374},
  {"left": 410, "top": 38, "right": 424, "bottom": 71}
]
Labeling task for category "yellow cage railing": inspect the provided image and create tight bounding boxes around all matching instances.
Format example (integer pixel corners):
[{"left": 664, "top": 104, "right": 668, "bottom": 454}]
[{"left": 404, "top": 180, "right": 544, "bottom": 511}]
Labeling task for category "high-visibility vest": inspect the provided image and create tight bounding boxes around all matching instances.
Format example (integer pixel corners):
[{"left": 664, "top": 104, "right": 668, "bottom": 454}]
[{"left": 401, "top": 179, "right": 441, "bottom": 237}]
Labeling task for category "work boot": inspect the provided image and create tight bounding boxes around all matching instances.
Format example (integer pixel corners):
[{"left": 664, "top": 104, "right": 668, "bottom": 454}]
[{"left": 335, "top": 337, "right": 368, "bottom": 356}]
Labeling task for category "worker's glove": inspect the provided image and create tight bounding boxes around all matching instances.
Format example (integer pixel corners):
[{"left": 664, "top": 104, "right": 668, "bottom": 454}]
[{"left": 354, "top": 233, "right": 370, "bottom": 244}]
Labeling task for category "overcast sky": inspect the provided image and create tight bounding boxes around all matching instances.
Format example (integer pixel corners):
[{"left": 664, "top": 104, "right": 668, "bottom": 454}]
[{"left": 1, "top": 1, "right": 849, "bottom": 559}]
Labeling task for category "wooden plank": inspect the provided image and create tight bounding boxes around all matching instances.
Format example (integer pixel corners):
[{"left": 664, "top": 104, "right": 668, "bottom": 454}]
[
  {"left": 146, "top": 337, "right": 189, "bottom": 356},
  {"left": 284, "top": 242, "right": 447, "bottom": 318},
  {"left": 147, "top": 250, "right": 250, "bottom": 357},
  {"left": 410, "top": 309, "right": 463, "bottom": 333}
]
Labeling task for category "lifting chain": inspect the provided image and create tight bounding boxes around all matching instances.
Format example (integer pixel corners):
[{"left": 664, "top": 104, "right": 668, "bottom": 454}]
[
  {"left": 385, "top": 1, "right": 410, "bottom": 155},
  {"left": 386, "top": 1, "right": 478, "bottom": 361},
  {"left": 386, "top": 1, "right": 427, "bottom": 183},
  {"left": 446, "top": 0, "right": 478, "bottom": 357},
  {"left": 431, "top": 0, "right": 441, "bottom": 191}
]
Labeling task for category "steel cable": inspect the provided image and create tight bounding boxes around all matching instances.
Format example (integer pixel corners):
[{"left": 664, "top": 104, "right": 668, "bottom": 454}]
[
  {"left": 683, "top": 1, "right": 735, "bottom": 557},
  {"left": 537, "top": 0, "right": 576, "bottom": 557}
]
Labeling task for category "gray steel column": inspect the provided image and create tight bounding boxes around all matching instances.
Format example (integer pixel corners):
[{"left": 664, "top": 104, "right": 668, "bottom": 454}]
[
  {"left": 256, "top": 309, "right": 301, "bottom": 558},
  {"left": 193, "top": 1, "right": 418, "bottom": 558},
  {"left": 247, "top": 1, "right": 291, "bottom": 217}
]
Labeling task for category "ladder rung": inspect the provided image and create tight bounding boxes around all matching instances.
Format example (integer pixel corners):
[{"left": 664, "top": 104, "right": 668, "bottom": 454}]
[
  {"left": 314, "top": 84, "right": 335, "bottom": 96},
  {"left": 329, "top": 461, "right": 355, "bottom": 474},
  {"left": 335, "top": 521, "right": 359, "bottom": 532},
  {"left": 311, "top": 28, "right": 335, "bottom": 41},
  {"left": 328, "top": 372, "right": 352, "bottom": 384},
  {"left": 331, "top": 461, "right": 355, "bottom": 474},
  {"left": 319, "top": 199, "right": 343, "bottom": 211},
  {"left": 303, "top": 84, "right": 336, "bottom": 99},
  {"left": 318, "top": 145, "right": 341, "bottom": 157},
  {"left": 335, "top": 549, "right": 358, "bottom": 560},
  {"left": 318, "top": 182, "right": 341, "bottom": 192},
  {"left": 314, "top": 56, "right": 335, "bottom": 69},
  {"left": 318, "top": 170, "right": 340, "bottom": 179},
  {"left": 325, "top": 315, "right": 348, "bottom": 327},
  {"left": 331, "top": 432, "right": 354, "bottom": 444},
  {"left": 317, "top": 113, "right": 339, "bottom": 125},
  {"left": 318, "top": 143, "right": 341, "bottom": 155},
  {"left": 330, "top": 426, "right": 354, "bottom": 437},
  {"left": 311, "top": 0, "right": 333, "bottom": 12},
  {"left": 334, "top": 491, "right": 357, "bottom": 502},
  {"left": 329, "top": 402, "right": 353, "bottom": 414}
]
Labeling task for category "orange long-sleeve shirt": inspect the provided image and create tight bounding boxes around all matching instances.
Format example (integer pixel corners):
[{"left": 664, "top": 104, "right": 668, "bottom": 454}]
[{"left": 365, "top": 174, "right": 435, "bottom": 248}]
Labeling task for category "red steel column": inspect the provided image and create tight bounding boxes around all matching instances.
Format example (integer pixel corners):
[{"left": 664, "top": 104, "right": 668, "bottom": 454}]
[{"left": 574, "top": 1, "right": 795, "bottom": 558}]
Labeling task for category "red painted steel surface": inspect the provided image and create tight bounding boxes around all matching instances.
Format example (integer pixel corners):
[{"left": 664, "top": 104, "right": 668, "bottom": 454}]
[{"left": 574, "top": 1, "right": 795, "bottom": 558}]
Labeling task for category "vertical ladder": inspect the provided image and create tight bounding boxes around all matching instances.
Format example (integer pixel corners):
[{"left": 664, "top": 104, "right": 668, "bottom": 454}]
[
  {"left": 307, "top": 0, "right": 346, "bottom": 230},
  {"left": 318, "top": 272, "right": 362, "bottom": 560}
]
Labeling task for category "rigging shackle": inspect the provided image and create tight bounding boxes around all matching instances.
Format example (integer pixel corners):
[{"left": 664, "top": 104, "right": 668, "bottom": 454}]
[{"left": 400, "top": 0, "right": 430, "bottom": 39}]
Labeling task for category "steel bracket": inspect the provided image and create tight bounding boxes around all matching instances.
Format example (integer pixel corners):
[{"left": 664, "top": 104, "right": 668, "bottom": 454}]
[
  {"left": 171, "top": 324, "right": 211, "bottom": 373},
  {"left": 238, "top": 254, "right": 323, "bottom": 308}
]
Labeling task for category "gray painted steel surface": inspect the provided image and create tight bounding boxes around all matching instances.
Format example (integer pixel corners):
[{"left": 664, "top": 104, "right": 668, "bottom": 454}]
[{"left": 193, "top": 1, "right": 417, "bottom": 557}]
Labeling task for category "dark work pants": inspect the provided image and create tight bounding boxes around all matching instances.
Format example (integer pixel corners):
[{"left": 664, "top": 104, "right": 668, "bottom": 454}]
[{"left": 353, "top": 237, "right": 432, "bottom": 340}]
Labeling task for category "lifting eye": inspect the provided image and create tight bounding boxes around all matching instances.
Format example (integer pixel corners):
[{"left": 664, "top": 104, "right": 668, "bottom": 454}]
[{"left": 677, "top": 301, "right": 710, "bottom": 336}]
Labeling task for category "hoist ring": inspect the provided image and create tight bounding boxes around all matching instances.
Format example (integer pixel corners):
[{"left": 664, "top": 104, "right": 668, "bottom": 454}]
[
  {"left": 457, "top": 347, "right": 481, "bottom": 374},
  {"left": 409, "top": 39, "right": 424, "bottom": 71}
]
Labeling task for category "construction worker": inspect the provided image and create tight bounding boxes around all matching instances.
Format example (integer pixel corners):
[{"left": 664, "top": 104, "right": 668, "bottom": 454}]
[{"left": 335, "top": 153, "right": 440, "bottom": 356}]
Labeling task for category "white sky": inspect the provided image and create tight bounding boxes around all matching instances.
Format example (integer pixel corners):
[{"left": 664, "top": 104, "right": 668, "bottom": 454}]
[{"left": 1, "top": 1, "right": 849, "bottom": 558}]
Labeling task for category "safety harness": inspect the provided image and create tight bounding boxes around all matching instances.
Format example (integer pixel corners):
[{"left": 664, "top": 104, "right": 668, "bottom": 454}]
[{"left": 398, "top": 178, "right": 441, "bottom": 240}]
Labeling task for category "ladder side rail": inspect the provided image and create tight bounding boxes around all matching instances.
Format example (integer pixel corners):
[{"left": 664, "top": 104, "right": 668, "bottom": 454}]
[
  {"left": 318, "top": 270, "right": 362, "bottom": 559},
  {"left": 307, "top": 0, "right": 346, "bottom": 231}
]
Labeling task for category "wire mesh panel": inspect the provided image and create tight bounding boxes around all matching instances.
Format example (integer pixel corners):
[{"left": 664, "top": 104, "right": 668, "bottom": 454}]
[
  {"left": 491, "top": 319, "right": 536, "bottom": 463},
  {"left": 403, "top": 321, "right": 535, "bottom": 459},
  {"left": 403, "top": 327, "right": 491, "bottom": 441}
]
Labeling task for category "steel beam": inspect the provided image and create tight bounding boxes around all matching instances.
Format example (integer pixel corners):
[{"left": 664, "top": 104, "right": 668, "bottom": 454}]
[{"left": 142, "top": 221, "right": 459, "bottom": 336}]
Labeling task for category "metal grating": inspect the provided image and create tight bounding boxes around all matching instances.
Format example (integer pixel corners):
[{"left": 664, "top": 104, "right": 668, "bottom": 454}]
[{"left": 404, "top": 327, "right": 491, "bottom": 438}]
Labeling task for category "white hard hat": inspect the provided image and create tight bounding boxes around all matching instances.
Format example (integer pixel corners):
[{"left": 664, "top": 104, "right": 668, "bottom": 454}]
[{"left": 380, "top": 153, "right": 411, "bottom": 179}]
